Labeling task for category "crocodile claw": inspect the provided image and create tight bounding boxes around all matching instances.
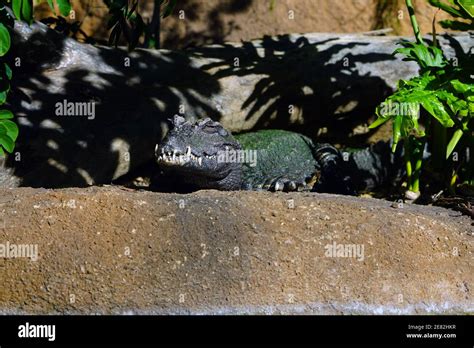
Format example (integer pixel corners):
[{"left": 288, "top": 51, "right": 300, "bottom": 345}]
[{"left": 268, "top": 177, "right": 306, "bottom": 192}]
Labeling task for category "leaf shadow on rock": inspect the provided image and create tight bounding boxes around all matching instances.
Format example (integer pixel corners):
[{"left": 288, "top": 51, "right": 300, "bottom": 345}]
[
  {"left": 6, "top": 23, "right": 402, "bottom": 189},
  {"left": 7, "top": 22, "right": 221, "bottom": 187},
  {"left": 192, "top": 34, "right": 396, "bottom": 144}
]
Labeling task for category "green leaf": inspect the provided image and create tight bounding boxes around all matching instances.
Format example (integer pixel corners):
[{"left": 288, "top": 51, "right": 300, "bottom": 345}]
[
  {"left": 420, "top": 95, "right": 455, "bottom": 127},
  {"left": 21, "top": 0, "right": 33, "bottom": 24},
  {"left": 57, "top": 0, "right": 72, "bottom": 17},
  {"left": 458, "top": 0, "right": 474, "bottom": 17},
  {"left": 162, "top": 0, "right": 177, "bottom": 17},
  {"left": 369, "top": 115, "right": 389, "bottom": 129},
  {"left": 435, "top": 90, "right": 465, "bottom": 116},
  {"left": 0, "top": 91, "right": 6, "bottom": 105},
  {"left": 429, "top": 0, "right": 465, "bottom": 17},
  {"left": 392, "top": 115, "right": 402, "bottom": 152},
  {"left": 0, "top": 120, "right": 18, "bottom": 141},
  {"left": 107, "top": 13, "right": 120, "bottom": 29},
  {"left": 47, "top": 0, "right": 55, "bottom": 11},
  {"left": 0, "top": 135, "right": 14, "bottom": 153},
  {"left": 127, "top": 0, "right": 138, "bottom": 18},
  {"left": 129, "top": 13, "right": 144, "bottom": 50},
  {"left": 446, "top": 128, "right": 464, "bottom": 158},
  {"left": 0, "top": 23, "right": 10, "bottom": 57},
  {"left": 0, "top": 109, "right": 13, "bottom": 120},
  {"left": 395, "top": 42, "right": 447, "bottom": 69},
  {"left": 108, "top": 23, "right": 122, "bottom": 47},
  {"left": 4, "top": 63, "right": 11, "bottom": 80},
  {"left": 12, "top": 0, "right": 33, "bottom": 23},
  {"left": 12, "top": 0, "right": 21, "bottom": 21},
  {"left": 469, "top": 101, "right": 474, "bottom": 114},
  {"left": 0, "top": 146, "right": 4, "bottom": 158},
  {"left": 450, "top": 79, "right": 472, "bottom": 93},
  {"left": 0, "top": 124, "right": 15, "bottom": 153}
]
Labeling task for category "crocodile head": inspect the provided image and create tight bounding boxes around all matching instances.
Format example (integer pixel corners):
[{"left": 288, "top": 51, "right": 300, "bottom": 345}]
[{"left": 155, "top": 115, "right": 242, "bottom": 190}]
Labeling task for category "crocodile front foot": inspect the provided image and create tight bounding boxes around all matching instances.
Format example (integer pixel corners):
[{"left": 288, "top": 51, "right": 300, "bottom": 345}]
[{"left": 265, "top": 177, "right": 307, "bottom": 192}]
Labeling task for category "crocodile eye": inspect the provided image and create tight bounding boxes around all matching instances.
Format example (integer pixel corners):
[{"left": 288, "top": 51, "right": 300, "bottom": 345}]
[{"left": 217, "top": 128, "right": 228, "bottom": 137}]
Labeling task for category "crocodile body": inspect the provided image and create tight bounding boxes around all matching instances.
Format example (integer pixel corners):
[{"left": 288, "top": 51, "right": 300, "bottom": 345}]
[{"left": 155, "top": 116, "right": 404, "bottom": 194}]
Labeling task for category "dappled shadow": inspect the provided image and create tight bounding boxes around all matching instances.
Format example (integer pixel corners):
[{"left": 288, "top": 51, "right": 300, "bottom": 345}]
[
  {"left": 6, "top": 22, "right": 400, "bottom": 188},
  {"left": 7, "top": 22, "right": 221, "bottom": 187},
  {"left": 192, "top": 34, "right": 395, "bottom": 143},
  {"left": 443, "top": 32, "right": 474, "bottom": 67},
  {"left": 161, "top": 0, "right": 253, "bottom": 49}
]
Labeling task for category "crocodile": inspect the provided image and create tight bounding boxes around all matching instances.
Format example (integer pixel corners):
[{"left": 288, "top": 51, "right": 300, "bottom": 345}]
[
  {"left": 155, "top": 115, "right": 404, "bottom": 194},
  {"left": 0, "top": 115, "right": 403, "bottom": 193}
]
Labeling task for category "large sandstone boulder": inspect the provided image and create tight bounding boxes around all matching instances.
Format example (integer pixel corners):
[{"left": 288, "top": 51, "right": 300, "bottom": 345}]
[{"left": 0, "top": 187, "right": 472, "bottom": 314}]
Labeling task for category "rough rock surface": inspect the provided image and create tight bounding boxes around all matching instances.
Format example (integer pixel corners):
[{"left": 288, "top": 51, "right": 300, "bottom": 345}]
[
  {"left": 0, "top": 187, "right": 472, "bottom": 314},
  {"left": 7, "top": 20, "right": 472, "bottom": 187},
  {"left": 34, "top": 0, "right": 455, "bottom": 49}
]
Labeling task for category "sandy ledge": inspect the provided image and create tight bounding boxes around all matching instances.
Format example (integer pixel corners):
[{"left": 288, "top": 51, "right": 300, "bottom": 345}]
[{"left": 0, "top": 186, "right": 472, "bottom": 314}]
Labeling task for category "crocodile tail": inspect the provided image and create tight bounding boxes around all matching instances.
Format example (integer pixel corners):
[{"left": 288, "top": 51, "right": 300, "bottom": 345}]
[
  {"left": 311, "top": 143, "right": 357, "bottom": 195},
  {"left": 344, "top": 140, "right": 405, "bottom": 192}
]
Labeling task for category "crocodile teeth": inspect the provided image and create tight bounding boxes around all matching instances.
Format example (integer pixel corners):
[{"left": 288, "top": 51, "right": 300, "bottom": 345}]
[
  {"left": 197, "top": 157, "right": 202, "bottom": 166},
  {"left": 186, "top": 146, "right": 191, "bottom": 156}
]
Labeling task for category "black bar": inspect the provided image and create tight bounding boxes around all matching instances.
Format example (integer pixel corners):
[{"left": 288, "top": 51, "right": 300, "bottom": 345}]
[{"left": 0, "top": 315, "right": 472, "bottom": 346}]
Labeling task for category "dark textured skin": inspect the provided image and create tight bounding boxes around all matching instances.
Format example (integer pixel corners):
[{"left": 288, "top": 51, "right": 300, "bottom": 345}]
[
  {"left": 0, "top": 116, "right": 402, "bottom": 193},
  {"left": 236, "top": 130, "right": 317, "bottom": 189},
  {"left": 235, "top": 130, "right": 354, "bottom": 193},
  {"left": 156, "top": 116, "right": 243, "bottom": 191},
  {"left": 155, "top": 116, "right": 400, "bottom": 194}
]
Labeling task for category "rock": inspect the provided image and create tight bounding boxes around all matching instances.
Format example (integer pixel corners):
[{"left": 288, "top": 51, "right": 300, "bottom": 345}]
[
  {"left": 0, "top": 187, "right": 472, "bottom": 314},
  {"left": 6, "top": 20, "right": 472, "bottom": 187}
]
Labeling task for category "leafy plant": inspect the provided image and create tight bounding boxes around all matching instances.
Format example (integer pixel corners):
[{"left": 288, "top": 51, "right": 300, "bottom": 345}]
[
  {"left": 106, "top": 0, "right": 177, "bottom": 50},
  {"left": 46, "top": 0, "right": 72, "bottom": 17},
  {"left": 370, "top": 0, "right": 473, "bottom": 196},
  {"left": 428, "top": 0, "right": 474, "bottom": 31},
  {"left": 40, "top": 16, "right": 94, "bottom": 43},
  {"left": 12, "top": 0, "right": 32, "bottom": 23},
  {"left": 40, "top": 0, "right": 95, "bottom": 43},
  {"left": 0, "top": 0, "right": 75, "bottom": 158},
  {"left": 0, "top": 2, "right": 18, "bottom": 157}
]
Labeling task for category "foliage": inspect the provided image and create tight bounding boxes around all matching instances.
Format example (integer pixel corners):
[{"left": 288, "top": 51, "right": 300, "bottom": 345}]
[
  {"left": 40, "top": 0, "right": 94, "bottom": 43},
  {"left": 370, "top": 0, "right": 474, "bottom": 195},
  {"left": 40, "top": 16, "right": 94, "bottom": 43},
  {"left": 106, "top": 0, "right": 177, "bottom": 50},
  {"left": 0, "top": 0, "right": 76, "bottom": 157},
  {"left": 428, "top": 0, "right": 474, "bottom": 31},
  {"left": 0, "top": 0, "right": 176, "bottom": 157},
  {"left": 47, "top": 0, "right": 72, "bottom": 17},
  {"left": 0, "top": 2, "right": 17, "bottom": 157}
]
